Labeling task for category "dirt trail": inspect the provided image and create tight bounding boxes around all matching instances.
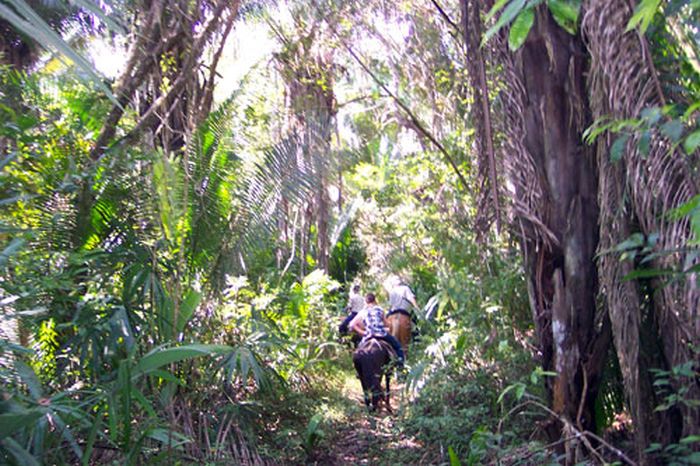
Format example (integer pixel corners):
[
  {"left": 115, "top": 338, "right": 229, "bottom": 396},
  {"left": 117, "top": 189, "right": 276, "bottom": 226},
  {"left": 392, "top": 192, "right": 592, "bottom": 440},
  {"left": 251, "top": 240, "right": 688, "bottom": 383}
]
[{"left": 315, "top": 374, "right": 425, "bottom": 465}]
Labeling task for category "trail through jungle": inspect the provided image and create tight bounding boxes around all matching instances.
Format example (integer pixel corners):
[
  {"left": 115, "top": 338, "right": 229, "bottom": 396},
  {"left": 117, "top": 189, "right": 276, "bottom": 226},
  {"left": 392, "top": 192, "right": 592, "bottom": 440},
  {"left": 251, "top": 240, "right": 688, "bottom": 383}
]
[{"left": 314, "top": 367, "right": 425, "bottom": 465}]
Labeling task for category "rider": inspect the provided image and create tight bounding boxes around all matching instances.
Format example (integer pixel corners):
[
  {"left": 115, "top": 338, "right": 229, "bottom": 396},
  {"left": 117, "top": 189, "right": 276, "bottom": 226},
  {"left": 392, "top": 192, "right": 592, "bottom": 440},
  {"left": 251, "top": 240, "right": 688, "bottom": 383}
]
[
  {"left": 339, "top": 284, "right": 364, "bottom": 335},
  {"left": 350, "top": 293, "right": 405, "bottom": 367},
  {"left": 387, "top": 276, "right": 418, "bottom": 318}
]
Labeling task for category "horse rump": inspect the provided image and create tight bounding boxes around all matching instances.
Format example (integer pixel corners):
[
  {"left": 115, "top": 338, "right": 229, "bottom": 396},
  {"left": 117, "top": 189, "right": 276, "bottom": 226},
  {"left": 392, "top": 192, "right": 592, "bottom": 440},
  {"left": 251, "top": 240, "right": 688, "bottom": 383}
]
[{"left": 352, "top": 339, "right": 393, "bottom": 412}]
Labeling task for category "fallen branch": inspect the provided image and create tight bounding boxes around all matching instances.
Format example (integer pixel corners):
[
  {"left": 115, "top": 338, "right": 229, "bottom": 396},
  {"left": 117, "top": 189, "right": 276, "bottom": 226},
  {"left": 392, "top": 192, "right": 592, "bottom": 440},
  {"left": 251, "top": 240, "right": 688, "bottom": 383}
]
[{"left": 497, "top": 396, "right": 637, "bottom": 466}]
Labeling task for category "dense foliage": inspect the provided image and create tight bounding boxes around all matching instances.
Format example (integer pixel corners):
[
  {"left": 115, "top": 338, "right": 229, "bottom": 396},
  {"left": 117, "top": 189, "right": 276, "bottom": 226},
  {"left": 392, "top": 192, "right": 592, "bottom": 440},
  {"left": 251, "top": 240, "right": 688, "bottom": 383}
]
[{"left": 1, "top": 0, "right": 699, "bottom": 465}]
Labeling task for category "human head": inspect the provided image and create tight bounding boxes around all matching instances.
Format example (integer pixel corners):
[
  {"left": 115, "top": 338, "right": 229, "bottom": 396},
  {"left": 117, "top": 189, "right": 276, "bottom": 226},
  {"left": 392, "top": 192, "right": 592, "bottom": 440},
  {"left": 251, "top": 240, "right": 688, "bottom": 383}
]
[
  {"left": 365, "top": 293, "right": 376, "bottom": 304},
  {"left": 352, "top": 284, "right": 361, "bottom": 293}
]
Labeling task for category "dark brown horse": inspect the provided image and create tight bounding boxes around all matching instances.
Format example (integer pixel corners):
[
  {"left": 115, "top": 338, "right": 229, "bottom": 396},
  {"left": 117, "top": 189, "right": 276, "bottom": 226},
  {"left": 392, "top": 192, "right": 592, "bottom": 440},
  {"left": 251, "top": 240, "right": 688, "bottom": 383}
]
[{"left": 352, "top": 338, "right": 395, "bottom": 412}]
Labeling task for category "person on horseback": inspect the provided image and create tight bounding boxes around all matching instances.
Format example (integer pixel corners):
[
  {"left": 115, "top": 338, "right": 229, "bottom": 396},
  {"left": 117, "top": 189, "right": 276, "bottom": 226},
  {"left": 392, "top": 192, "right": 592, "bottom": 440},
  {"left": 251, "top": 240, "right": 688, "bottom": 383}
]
[
  {"left": 388, "top": 277, "right": 418, "bottom": 318},
  {"left": 349, "top": 293, "right": 405, "bottom": 367},
  {"left": 339, "top": 284, "right": 364, "bottom": 336}
]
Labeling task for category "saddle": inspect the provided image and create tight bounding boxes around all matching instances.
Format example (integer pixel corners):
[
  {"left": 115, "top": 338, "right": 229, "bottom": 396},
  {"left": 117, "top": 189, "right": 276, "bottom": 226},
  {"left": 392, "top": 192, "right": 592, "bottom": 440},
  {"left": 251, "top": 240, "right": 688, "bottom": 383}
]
[
  {"left": 387, "top": 308, "right": 411, "bottom": 319},
  {"left": 358, "top": 337, "right": 397, "bottom": 359}
]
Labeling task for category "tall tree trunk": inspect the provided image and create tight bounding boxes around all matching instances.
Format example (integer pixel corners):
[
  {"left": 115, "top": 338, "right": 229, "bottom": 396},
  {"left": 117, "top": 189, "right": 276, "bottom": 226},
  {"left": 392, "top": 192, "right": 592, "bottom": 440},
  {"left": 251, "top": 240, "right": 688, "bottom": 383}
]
[
  {"left": 582, "top": 0, "right": 700, "bottom": 459},
  {"left": 504, "top": 6, "right": 611, "bottom": 446},
  {"left": 462, "top": 0, "right": 501, "bottom": 236}
]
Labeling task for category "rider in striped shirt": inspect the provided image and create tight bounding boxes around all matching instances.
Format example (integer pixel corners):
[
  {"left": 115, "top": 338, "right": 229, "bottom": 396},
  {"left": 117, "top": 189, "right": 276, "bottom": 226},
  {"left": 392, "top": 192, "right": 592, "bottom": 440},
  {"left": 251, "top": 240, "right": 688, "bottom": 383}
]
[{"left": 350, "top": 293, "right": 405, "bottom": 366}]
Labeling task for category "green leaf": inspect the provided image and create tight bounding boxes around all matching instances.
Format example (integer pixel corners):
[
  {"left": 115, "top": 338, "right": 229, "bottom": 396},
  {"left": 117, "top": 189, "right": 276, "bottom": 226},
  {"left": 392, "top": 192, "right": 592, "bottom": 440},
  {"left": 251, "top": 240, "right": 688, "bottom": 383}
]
[
  {"left": 177, "top": 290, "right": 201, "bottom": 333},
  {"left": 146, "top": 428, "right": 192, "bottom": 450},
  {"left": 0, "top": 238, "right": 25, "bottom": 268},
  {"left": 610, "top": 134, "right": 629, "bottom": 162},
  {"left": 497, "top": 382, "right": 526, "bottom": 403},
  {"left": 684, "top": 129, "right": 700, "bottom": 153},
  {"left": 483, "top": 0, "right": 528, "bottom": 45},
  {"left": 0, "top": 437, "right": 41, "bottom": 466},
  {"left": 15, "top": 361, "right": 43, "bottom": 399},
  {"left": 622, "top": 268, "right": 673, "bottom": 281},
  {"left": 486, "top": 0, "right": 511, "bottom": 21},
  {"left": 547, "top": 0, "right": 581, "bottom": 34},
  {"left": 615, "top": 233, "right": 645, "bottom": 251},
  {"left": 508, "top": 8, "right": 535, "bottom": 50},
  {"left": 661, "top": 119, "right": 684, "bottom": 142},
  {"left": 681, "top": 435, "right": 700, "bottom": 444},
  {"left": 638, "top": 130, "right": 651, "bottom": 156},
  {"left": 0, "top": 409, "right": 46, "bottom": 439},
  {"left": 132, "top": 344, "right": 233, "bottom": 378},
  {"left": 626, "top": 0, "right": 662, "bottom": 33},
  {"left": 448, "top": 445, "right": 462, "bottom": 466},
  {"left": 0, "top": 0, "right": 120, "bottom": 107}
]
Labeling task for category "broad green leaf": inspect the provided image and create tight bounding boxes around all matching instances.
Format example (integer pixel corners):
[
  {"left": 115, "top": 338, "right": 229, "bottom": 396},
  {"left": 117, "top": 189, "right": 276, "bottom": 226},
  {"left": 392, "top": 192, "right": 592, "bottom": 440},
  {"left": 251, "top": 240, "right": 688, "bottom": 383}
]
[
  {"left": 610, "top": 134, "right": 629, "bottom": 162},
  {"left": 638, "top": 130, "right": 651, "bottom": 156},
  {"left": 0, "top": 438, "right": 41, "bottom": 466},
  {"left": 49, "top": 409, "right": 83, "bottom": 460},
  {"left": 0, "top": 0, "right": 120, "bottom": 107},
  {"left": 626, "top": 0, "right": 662, "bottom": 33},
  {"left": 81, "top": 411, "right": 101, "bottom": 466},
  {"left": 547, "top": 0, "right": 581, "bottom": 34},
  {"left": 448, "top": 446, "right": 462, "bottom": 466},
  {"left": 177, "top": 290, "right": 201, "bottom": 333},
  {"left": 681, "top": 435, "right": 700, "bottom": 444},
  {"left": 130, "top": 388, "right": 156, "bottom": 418},
  {"left": 0, "top": 238, "right": 25, "bottom": 268},
  {"left": 485, "top": 0, "right": 511, "bottom": 21},
  {"left": 15, "top": 361, "right": 43, "bottom": 399},
  {"left": 615, "top": 233, "right": 645, "bottom": 251},
  {"left": 683, "top": 129, "right": 700, "bottom": 153},
  {"left": 0, "top": 409, "right": 46, "bottom": 439},
  {"left": 661, "top": 119, "right": 684, "bottom": 142},
  {"left": 508, "top": 8, "right": 535, "bottom": 51},
  {"left": 622, "top": 268, "right": 673, "bottom": 281},
  {"left": 133, "top": 344, "right": 233, "bottom": 378},
  {"left": 497, "top": 382, "right": 526, "bottom": 403},
  {"left": 146, "top": 428, "right": 192, "bottom": 450},
  {"left": 483, "top": 0, "right": 527, "bottom": 45}
]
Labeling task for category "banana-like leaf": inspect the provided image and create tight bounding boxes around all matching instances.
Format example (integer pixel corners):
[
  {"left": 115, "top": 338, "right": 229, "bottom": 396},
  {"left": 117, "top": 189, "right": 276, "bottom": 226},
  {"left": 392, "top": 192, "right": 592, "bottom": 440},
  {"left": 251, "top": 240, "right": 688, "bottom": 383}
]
[
  {"left": 0, "top": 409, "right": 46, "bottom": 439},
  {"left": 0, "top": 0, "right": 120, "bottom": 107},
  {"left": 132, "top": 344, "right": 233, "bottom": 378}
]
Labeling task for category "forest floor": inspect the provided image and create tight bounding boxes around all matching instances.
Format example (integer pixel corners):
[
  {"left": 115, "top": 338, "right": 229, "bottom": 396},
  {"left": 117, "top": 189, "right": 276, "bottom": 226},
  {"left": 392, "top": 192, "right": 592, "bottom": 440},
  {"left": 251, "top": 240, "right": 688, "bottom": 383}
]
[{"left": 309, "top": 368, "right": 426, "bottom": 465}]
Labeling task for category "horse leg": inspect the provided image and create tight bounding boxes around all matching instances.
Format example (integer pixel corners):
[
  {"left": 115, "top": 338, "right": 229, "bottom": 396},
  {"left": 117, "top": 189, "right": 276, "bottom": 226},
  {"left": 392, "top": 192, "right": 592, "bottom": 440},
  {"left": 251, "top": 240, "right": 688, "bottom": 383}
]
[
  {"left": 354, "top": 356, "right": 371, "bottom": 408},
  {"left": 385, "top": 371, "right": 392, "bottom": 413},
  {"left": 367, "top": 368, "right": 382, "bottom": 412}
]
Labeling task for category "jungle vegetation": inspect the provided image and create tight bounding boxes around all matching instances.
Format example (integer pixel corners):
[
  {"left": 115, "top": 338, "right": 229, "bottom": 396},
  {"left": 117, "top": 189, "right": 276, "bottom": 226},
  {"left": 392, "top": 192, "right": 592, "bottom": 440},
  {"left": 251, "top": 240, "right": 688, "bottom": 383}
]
[{"left": 0, "top": 0, "right": 698, "bottom": 464}]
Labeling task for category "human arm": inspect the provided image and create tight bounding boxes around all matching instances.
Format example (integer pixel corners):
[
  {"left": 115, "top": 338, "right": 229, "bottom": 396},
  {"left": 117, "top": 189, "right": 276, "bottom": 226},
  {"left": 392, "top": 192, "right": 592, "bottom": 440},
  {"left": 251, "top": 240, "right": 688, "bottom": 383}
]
[
  {"left": 349, "top": 310, "right": 366, "bottom": 336},
  {"left": 406, "top": 288, "right": 418, "bottom": 310}
]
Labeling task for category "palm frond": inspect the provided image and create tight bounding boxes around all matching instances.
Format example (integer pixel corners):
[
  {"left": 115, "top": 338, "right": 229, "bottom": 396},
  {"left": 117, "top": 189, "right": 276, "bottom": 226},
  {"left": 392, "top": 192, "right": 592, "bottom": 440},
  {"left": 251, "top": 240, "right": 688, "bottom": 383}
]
[{"left": 0, "top": 0, "right": 119, "bottom": 104}]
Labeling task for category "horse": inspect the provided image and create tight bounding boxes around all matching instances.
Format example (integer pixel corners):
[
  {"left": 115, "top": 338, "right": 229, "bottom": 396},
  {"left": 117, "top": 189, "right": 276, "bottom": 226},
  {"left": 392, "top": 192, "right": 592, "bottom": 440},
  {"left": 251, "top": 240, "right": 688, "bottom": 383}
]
[
  {"left": 386, "top": 309, "right": 412, "bottom": 355},
  {"left": 352, "top": 338, "right": 395, "bottom": 412}
]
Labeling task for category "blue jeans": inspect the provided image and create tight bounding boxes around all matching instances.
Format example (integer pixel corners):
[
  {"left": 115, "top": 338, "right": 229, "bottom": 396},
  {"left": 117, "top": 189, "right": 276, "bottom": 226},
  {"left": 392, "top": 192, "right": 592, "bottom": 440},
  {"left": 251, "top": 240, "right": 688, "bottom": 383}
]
[{"left": 377, "top": 334, "right": 404, "bottom": 364}]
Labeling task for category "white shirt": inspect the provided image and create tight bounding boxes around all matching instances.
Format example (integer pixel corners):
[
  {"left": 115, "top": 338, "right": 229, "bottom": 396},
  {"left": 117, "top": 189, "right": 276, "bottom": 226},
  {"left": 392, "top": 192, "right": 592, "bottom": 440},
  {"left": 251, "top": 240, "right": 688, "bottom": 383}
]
[
  {"left": 389, "top": 284, "right": 415, "bottom": 311},
  {"left": 348, "top": 291, "right": 365, "bottom": 314},
  {"left": 348, "top": 307, "right": 368, "bottom": 330}
]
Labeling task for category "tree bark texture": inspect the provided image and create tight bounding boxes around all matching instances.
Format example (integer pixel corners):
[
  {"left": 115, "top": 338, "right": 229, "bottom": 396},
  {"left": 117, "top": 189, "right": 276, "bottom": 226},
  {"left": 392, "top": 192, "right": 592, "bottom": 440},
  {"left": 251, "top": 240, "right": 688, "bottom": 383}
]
[
  {"left": 582, "top": 0, "right": 700, "bottom": 459},
  {"left": 279, "top": 37, "right": 336, "bottom": 274},
  {"left": 461, "top": 0, "right": 501, "bottom": 237},
  {"left": 502, "top": 7, "right": 611, "bottom": 443}
]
